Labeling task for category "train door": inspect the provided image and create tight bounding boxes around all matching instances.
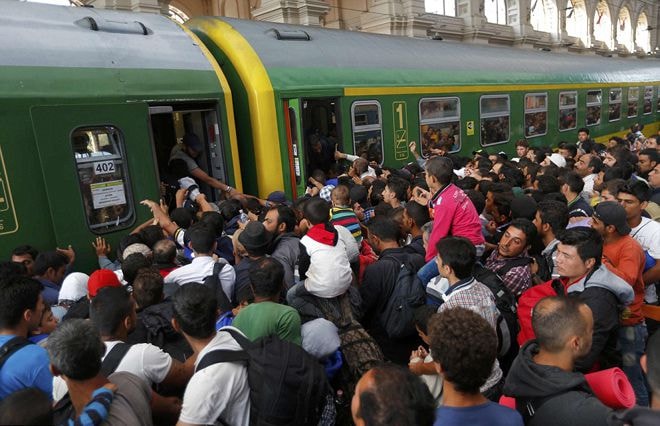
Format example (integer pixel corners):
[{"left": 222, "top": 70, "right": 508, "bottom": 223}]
[
  {"left": 30, "top": 103, "right": 158, "bottom": 270},
  {"left": 283, "top": 97, "right": 341, "bottom": 197},
  {"left": 283, "top": 99, "right": 306, "bottom": 197},
  {"left": 148, "top": 103, "right": 228, "bottom": 205}
]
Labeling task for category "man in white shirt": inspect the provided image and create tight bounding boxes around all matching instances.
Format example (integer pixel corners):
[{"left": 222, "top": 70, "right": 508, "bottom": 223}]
[
  {"left": 165, "top": 223, "right": 236, "bottom": 304},
  {"left": 172, "top": 284, "right": 250, "bottom": 426},
  {"left": 53, "top": 287, "right": 195, "bottom": 422},
  {"left": 574, "top": 153, "right": 602, "bottom": 201},
  {"left": 618, "top": 180, "right": 660, "bottom": 304}
]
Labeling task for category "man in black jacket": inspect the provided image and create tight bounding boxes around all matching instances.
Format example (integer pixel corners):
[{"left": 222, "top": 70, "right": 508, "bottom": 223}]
[
  {"left": 360, "top": 217, "right": 425, "bottom": 365},
  {"left": 504, "top": 296, "right": 611, "bottom": 426}
]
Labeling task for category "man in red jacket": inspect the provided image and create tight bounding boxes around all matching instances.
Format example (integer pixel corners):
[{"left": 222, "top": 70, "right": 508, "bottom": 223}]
[{"left": 517, "top": 227, "right": 633, "bottom": 373}]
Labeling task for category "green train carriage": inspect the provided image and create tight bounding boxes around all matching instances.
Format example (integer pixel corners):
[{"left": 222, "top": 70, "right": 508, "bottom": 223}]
[
  {"left": 187, "top": 17, "right": 660, "bottom": 199},
  {"left": 0, "top": 1, "right": 242, "bottom": 271}
]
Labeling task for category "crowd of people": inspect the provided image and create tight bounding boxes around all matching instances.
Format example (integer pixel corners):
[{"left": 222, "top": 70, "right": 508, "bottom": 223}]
[{"left": 1, "top": 125, "right": 660, "bottom": 425}]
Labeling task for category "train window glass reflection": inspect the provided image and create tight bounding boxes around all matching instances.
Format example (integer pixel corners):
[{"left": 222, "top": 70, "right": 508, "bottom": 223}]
[
  {"left": 419, "top": 97, "right": 461, "bottom": 157},
  {"left": 71, "top": 127, "right": 134, "bottom": 233},
  {"left": 558, "top": 91, "right": 577, "bottom": 131},
  {"left": 524, "top": 93, "right": 547, "bottom": 138},
  {"left": 609, "top": 88, "right": 622, "bottom": 121},
  {"left": 643, "top": 86, "right": 652, "bottom": 115},
  {"left": 586, "top": 90, "right": 602, "bottom": 126},
  {"left": 479, "top": 95, "right": 510, "bottom": 146},
  {"left": 351, "top": 101, "right": 383, "bottom": 164},
  {"left": 627, "top": 87, "right": 639, "bottom": 118}
]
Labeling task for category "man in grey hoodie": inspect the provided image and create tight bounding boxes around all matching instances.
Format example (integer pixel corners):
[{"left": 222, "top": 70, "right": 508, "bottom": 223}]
[
  {"left": 263, "top": 205, "right": 300, "bottom": 290},
  {"left": 517, "top": 227, "right": 634, "bottom": 372},
  {"left": 504, "top": 296, "right": 612, "bottom": 426}
]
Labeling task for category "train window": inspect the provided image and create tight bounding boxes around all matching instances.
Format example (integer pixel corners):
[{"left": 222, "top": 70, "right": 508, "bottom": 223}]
[
  {"left": 351, "top": 101, "right": 383, "bottom": 164},
  {"left": 586, "top": 90, "right": 602, "bottom": 126},
  {"left": 479, "top": 95, "right": 510, "bottom": 146},
  {"left": 419, "top": 97, "right": 461, "bottom": 157},
  {"left": 524, "top": 93, "right": 547, "bottom": 138},
  {"left": 657, "top": 87, "right": 660, "bottom": 112},
  {"left": 71, "top": 126, "right": 134, "bottom": 233},
  {"left": 609, "top": 88, "right": 622, "bottom": 121},
  {"left": 643, "top": 87, "right": 652, "bottom": 115},
  {"left": 558, "top": 91, "right": 577, "bottom": 131},
  {"left": 627, "top": 87, "right": 639, "bottom": 118}
]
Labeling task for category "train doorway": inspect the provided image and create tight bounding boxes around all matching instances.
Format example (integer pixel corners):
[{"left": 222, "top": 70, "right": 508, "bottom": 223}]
[
  {"left": 302, "top": 98, "right": 342, "bottom": 178},
  {"left": 148, "top": 103, "right": 228, "bottom": 206}
]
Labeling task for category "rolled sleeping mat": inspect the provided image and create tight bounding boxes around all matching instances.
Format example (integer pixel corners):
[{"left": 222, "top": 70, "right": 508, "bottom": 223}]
[
  {"left": 498, "top": 367, "right": 635, "bottom": 410},
  {"left": 584, "top": 367, "right": 636, "bottom": 409}
]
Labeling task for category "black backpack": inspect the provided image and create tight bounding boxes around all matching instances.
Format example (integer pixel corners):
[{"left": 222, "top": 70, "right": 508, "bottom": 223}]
[
  {"left": 378, "top": 258, "right": 426, "bottom": 339},
  {"left": 472, "top": 258, "right": 531, "bottom": 362},
  {"left": 203, "top": 261, "right": 234, "bottom": 313},
  {"left": 196, "top": 328, "right": 330, "bottom": 426}
]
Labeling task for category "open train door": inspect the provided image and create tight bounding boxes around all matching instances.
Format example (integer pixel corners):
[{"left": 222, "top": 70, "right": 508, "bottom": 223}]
[
  {"left": 283, "top": 99, "right": 307, "bottom": 197},
  {"left": 30, "top": 103, "right": 159, "bottom": 271}
]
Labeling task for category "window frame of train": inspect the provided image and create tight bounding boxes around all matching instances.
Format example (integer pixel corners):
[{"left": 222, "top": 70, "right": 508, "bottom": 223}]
[
  {"left": 627, "top": 87, "right": 640, "bottom": 118},
  {"left": 657, "top": 86, "right": 660, "bottom": 113},
  {"left": 351, "top": 100, "right": 383, "bottom": 165},
  {"left": 558, "top": 91, "right": 577, "bottom": 132},
  {"left": 523, "top": 93, "right": 547, "bottom": 138},
  {"left": 586, "top": 89, "right": 602, "bottom": 127},
  {"left": 71, "top": 125, "right": 135, "bottom": 233},
  {"left": 643, "top": 86, "right": 653, "bottom": 115},
  {"left": 418, "top": 96, "right": 461, "bottom": 157},
  {"left": 609, "top": 88, "right": 622, "bottom": 122},
  {"left": 479, "top": 94, "right": 510, "bottom": 147}
]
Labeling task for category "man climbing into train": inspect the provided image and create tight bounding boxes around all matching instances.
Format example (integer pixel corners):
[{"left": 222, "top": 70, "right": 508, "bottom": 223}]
[{"left": 168, "top": 132, "right": 240, "bottom": 199}]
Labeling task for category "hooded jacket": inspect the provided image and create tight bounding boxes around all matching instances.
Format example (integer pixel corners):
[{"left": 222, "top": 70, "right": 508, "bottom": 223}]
[
  {"left": 517, "top": 264, "right": 634, "bottom": 372},
  {"left": 270, "top": 232, "right": 301, "bottom": 289},
  {"left": 299, "top": 223, "right": 353, "bottom": 298},
  {"left": 503, "top": 340, "right": 611, "bottom": 426}
]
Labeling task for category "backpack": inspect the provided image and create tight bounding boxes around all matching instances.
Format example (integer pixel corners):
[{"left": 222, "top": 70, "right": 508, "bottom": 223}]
[
  {"left": 52, "top": 343, "right": 132, "bottom": 425},
  {"left": 0, "top": 337, "right": 31, "bottom": 372},
  {"left": 472, "top": 258, "right": 531, "bottom": 366},
  {"left": 196, "top": 328, "right": 331, "bottom": 426},
  {"left": 378, "top": 258, "right": 426, "bottom": 339},
  {"left": 203, "top": 261, "right": 234, "bottom": 313}
]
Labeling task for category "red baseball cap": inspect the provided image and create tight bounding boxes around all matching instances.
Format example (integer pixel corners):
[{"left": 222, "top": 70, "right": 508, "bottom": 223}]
[{"left": 87, "top": 269, "right": 121, "bottom": 297}]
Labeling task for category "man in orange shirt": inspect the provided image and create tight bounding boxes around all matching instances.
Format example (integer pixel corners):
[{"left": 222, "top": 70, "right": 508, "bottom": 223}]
[{"left": 591, "top": 201, "right": 649, "bottom": 406}]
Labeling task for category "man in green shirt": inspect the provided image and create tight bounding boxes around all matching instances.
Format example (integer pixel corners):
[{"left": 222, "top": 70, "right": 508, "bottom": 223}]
[{"left": 232, "top": 258, "right": 302, "bottom": 345}]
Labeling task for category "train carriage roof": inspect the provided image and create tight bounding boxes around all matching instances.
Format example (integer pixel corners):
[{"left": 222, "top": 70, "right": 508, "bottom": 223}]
[
  {"left": 0, "top": 0, "right": 225, "bottom": 101},
  {"left": 192, "top": 17, "right": 660, "bottom": 91},
  {"left": 0, "top": 0, "right": 212, "bottom": 72}
]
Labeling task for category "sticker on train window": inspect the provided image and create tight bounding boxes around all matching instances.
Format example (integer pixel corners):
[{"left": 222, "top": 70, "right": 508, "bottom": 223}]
[
  {"left": 93, "top": 161, "right": 115, "bottom": 175},
  {"left": 71, "top": 126, "right": 134, "bottom": 233}
]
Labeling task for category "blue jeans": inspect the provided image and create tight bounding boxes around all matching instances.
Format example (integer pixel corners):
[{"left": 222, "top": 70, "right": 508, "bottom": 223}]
[
  {"left": 417, "top": 259, "right": 439, "bottom": 286},
  {"left": 618, "top": 323, "right": 649, "bottom": 407}
]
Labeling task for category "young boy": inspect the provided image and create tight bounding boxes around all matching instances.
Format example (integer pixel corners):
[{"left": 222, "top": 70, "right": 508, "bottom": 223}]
[
  {"left": 329, "top": 185, "right": 362, "bottom": 243},
  {"left": 410, "top": 305, "right": 443, "bottom": 407},
  {"left": 29, "top": 305, "right": 58, "bottom": 347}
]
